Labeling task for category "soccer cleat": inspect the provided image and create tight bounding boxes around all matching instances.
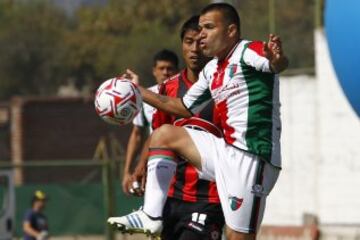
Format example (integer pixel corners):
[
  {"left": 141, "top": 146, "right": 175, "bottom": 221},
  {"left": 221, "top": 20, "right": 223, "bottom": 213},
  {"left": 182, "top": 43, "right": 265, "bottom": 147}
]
[{"left": 107, "top": 210, "right": 163, "bottom": 236}]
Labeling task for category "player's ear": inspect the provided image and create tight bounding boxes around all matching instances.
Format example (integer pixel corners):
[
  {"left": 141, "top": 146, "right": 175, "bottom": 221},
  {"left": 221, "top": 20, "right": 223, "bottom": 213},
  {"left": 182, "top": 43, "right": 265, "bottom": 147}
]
[{"left": 228, "top": 24, "right": 237, "bottom": 38}]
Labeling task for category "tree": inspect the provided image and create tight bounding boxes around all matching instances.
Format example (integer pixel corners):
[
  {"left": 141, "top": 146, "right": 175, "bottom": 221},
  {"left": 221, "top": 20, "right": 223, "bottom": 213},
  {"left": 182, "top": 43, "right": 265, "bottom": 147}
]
[
  {"left": 0, "top": 0, "right": 315, "bottom": 100},
  {"left": 0, "top": 1, "right": 69, "bottom": 99},
  {"left": 234, "top": 0, "right": 315, "bottom": 70},
  {"left": 64, "top": 0, "right": 209, "bottom": 92}
]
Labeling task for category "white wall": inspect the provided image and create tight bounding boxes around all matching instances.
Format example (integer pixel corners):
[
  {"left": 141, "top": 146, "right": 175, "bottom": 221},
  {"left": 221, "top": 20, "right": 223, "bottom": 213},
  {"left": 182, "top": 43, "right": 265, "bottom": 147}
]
[{"left": 263, "top": 29, "right": 360, "bottom": 225}]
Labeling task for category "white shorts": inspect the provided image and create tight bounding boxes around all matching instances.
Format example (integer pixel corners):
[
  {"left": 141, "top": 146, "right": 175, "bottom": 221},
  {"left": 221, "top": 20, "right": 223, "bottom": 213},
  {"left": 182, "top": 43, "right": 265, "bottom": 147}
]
[{"left": 185, "top": 128, "right": 280, "bottom": 233}]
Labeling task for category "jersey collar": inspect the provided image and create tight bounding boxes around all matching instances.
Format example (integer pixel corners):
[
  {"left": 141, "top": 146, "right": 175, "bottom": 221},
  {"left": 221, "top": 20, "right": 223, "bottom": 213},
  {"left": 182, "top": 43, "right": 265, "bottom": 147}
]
[
  {"left": 181, "top": 69, "right": 194, "bottom": 89},
  {"left": 219, "top": 39, "right": 242, "bottom": 63}
]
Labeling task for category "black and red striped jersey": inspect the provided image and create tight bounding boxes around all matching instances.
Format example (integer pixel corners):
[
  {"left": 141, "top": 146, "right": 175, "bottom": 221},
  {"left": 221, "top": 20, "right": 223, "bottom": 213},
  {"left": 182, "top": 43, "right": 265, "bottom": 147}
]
[{"left": 152, "top": 69, "right": 221, "bottom": 203}]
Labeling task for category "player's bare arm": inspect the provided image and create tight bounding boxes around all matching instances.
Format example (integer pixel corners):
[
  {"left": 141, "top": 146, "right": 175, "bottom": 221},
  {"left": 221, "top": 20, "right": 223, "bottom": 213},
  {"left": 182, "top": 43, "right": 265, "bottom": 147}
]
[
  {"left": 23, "top": 221, "right": 41, "bottom": 238},
  {"left": 131, "top": 136, "right": 151, "bottom": 196},
  {"left": 124, "top": 69, "right": 192, "bottom": 118},
  {"left": 122, "top": 125, "right": 146, "bottom": 195},
  {"left": 263, "top": 34, "right": 289, "bottom": 73}
]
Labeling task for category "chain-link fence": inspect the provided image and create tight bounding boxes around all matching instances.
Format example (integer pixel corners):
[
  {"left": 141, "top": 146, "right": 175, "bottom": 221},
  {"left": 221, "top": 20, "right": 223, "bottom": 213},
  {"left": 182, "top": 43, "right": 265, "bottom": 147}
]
[{"left": 0, "top": 158, "right": 144, "bottom": 240}]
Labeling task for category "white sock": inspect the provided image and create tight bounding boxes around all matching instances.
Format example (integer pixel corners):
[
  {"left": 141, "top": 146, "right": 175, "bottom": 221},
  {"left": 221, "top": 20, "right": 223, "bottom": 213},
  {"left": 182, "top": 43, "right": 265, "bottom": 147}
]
[{"left": 143, "top": 148, "right": 177, "bottom": 218}]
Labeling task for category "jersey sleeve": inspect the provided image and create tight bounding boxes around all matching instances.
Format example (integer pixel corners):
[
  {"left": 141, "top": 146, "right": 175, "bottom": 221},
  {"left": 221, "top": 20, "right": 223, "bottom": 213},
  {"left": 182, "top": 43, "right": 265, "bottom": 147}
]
[
  {"left": 132, "top": 107, "right": 146, "bottom": 127},
  {"left": 242, "top": 41, "right": 272, "bottom": 73},
  {"left": 132, "top": 85, "right": 159, "bottom": 127},
  {"left": 182, "top": 70, "right": 212, "bottom": 115},
  {"left": 23, "top": 210, "right": 33, "bottom": 222}
]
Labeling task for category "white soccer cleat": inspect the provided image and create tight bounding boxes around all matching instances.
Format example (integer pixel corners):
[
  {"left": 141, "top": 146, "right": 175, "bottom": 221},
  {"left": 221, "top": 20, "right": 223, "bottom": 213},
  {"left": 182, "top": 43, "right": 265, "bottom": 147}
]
[{"left": 107, "top": 210, "right": 163, "bottom": 236}]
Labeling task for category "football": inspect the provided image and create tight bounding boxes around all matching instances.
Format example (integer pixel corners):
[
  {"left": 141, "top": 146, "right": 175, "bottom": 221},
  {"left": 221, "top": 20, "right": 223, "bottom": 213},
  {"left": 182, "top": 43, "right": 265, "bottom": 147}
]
[{"left": 94, "top": 77, "right": 142, "bottom": 125}]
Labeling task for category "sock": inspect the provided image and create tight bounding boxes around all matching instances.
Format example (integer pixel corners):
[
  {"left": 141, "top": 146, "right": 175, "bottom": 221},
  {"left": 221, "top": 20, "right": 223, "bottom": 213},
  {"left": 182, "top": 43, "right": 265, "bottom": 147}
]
[{"left": 143, "top": 148, "right": 177, "bottom": 219}]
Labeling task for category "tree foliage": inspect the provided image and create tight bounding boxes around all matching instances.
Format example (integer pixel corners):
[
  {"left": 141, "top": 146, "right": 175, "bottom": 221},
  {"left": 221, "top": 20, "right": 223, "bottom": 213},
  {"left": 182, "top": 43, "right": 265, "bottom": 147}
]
[
  {"left": 0, "top": 0, "right": 314, "bottom": 100},
  {"left": 0, "top": 1, "right": 69, "bottom": 99},
  {"left": 234, "top": 0, "right": 315, "bottom": 70},
  {"left": 65, "top": 0, "right": 209, "bottom": 91}
]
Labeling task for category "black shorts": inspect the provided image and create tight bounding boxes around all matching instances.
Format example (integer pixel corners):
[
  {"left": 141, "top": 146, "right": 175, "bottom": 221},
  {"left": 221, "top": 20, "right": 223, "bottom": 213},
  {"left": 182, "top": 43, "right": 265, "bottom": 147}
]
[{"left": 161, "top": 197, "right": 225, "bottom": 240}]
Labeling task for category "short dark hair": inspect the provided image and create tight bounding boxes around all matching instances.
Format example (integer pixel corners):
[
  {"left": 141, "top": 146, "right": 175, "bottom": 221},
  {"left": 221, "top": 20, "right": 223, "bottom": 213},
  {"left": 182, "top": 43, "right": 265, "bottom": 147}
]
[
  {"left": 200, "top": 3, "right": 240, "bottom": 34},
  {"left": 153, "top": 49, "right": 179, "bottom": 68},
  {"left": 180, "top": 15, "right": 200, "bottom": 41}
]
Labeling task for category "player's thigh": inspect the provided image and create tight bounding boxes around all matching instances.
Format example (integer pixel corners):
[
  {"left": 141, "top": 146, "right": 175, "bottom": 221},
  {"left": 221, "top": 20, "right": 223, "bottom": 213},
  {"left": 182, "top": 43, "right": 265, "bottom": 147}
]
[
  {"left": 182, "top": 128, "right": 226, "bottom": 180},
  {"left": 215, "top": 149, "right": 280, "bottom": 234},
  {"left": 225, "top": 227, "right": 256, "bottom": 240},
  {"left": 150, "top": 124, "right": 202, "bottom": 170}
]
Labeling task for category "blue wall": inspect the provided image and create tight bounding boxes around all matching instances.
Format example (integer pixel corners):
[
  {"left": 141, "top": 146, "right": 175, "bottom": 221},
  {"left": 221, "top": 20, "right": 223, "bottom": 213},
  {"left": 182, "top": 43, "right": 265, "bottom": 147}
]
[{"left": 325, "top": 0, "right": 360, "bottom": 117}]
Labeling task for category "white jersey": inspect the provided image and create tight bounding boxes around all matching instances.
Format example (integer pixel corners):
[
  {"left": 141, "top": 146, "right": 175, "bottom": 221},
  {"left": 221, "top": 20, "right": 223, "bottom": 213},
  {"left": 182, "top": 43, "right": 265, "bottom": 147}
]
[
  {"left": 182, "top": 40, "right": 281, "bottom": 167},
  {"left": 132, "top": 84, "right": 159, "bottom": 133}
]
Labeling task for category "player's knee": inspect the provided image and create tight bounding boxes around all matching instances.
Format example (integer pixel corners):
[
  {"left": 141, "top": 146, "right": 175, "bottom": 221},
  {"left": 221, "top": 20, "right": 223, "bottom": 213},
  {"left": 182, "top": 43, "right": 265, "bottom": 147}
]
[
  {"left": 225, "top": 227, "right": 256, "bottom": 240},
  {"left": 150, "top": 124, "right": 176, "bottom": 147}
]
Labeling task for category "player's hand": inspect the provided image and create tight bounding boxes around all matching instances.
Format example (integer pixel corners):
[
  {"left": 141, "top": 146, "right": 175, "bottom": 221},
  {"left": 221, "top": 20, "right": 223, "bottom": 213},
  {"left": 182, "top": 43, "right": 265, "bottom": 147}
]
[
  {"left": 130, "top": 164, "right": 147, "bottom": 197},
  {"left": 122, "top": 172, "right": 133, "bottom": 195},
  {"left": 36, "top": 231, "right": 49, "bottom": 240},
  {"left": 263, "top": 34, "right": 289, "bottom": 73},
  {"left": 263, "top": 34, "right": 282, "bottom": 59},
  {"left": 122, "top": 69, "right": 140, "bottom": 86},
  {"left": 129, "top": 179, "right": 142, "bottom": 196},
  {"left": 135, "top": 159, "right": 147, "bottom": 192}
]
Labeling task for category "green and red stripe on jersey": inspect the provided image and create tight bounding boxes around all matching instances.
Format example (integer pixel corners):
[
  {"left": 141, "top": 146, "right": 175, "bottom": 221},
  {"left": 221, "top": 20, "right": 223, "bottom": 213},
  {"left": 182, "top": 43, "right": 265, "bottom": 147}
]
[
  {"left": 211, "top": 45, "right": 239, "bottom": 144},
  {"left": 240, "top": 41, "right": 275, "bottom": 161}
]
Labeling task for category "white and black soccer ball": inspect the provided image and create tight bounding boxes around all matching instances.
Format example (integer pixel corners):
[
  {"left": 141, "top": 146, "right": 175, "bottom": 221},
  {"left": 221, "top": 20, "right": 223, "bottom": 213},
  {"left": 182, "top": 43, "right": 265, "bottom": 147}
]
[{"left": 94, "top": 77, "right": 142, "bottom": 125}]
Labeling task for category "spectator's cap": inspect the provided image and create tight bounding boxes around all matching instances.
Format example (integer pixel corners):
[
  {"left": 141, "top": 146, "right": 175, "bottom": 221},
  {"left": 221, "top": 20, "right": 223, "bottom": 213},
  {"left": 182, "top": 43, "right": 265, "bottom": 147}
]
[{"left": 33, "top": 190, "right": 47, "bottom": 201}]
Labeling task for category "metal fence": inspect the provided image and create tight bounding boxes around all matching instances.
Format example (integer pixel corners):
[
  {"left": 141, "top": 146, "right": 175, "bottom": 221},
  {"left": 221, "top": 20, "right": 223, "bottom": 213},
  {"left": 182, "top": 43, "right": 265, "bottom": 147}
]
[{"left": 0, "top": 137, "right": 143, "bottom": 240}]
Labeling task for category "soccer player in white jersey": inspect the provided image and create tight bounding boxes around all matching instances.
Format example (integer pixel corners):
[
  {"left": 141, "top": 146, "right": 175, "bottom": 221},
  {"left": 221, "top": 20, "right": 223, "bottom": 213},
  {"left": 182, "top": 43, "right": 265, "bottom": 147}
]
[
  {"left": 110, "top": 3, "right": 288, "bottom": 240},
  {"left": 122, "top": 49, "right": 178, "bottom": 194}
]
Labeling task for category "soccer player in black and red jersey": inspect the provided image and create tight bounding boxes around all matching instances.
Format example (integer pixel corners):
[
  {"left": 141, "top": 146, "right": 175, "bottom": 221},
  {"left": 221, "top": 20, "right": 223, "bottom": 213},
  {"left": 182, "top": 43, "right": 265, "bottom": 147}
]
[
  {"left": 154, "top": 15, "right": 225, "bottom": 240},
  {"left": 109, "top": 15, "right": 225, "bottom": 240}
]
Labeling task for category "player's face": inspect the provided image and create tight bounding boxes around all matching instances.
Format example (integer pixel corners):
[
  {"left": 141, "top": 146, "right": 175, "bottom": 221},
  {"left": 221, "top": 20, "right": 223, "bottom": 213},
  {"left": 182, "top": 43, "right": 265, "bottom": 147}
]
[
  {"left": 199, "top": 10, "right": 232, "bottom": 58},
  {"left": 152, "top": 60, "right": 177, "bottom": 84},
  {"left": 34, "top": 200, "right": 46, "bottom": 211},
  {"left": 182, "top": 30, "right": 211, "bottom": 72}
]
